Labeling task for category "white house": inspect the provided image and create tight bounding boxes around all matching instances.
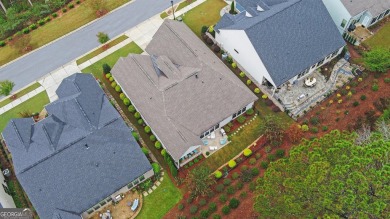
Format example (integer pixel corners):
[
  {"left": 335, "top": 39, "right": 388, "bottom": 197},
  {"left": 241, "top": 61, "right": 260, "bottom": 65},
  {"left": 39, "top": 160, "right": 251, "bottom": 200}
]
[
  {"left": 111, "top": 20, "right": 258, "bottom": 168},
  {"left": 322, "top": 0, "right": 390, "bottom": 33},
  {"left": 0, "top": 169, "right": 16, "bottom": 208},
  {"left": 214, "top": 0, "right": 345, "bottom": 110}
]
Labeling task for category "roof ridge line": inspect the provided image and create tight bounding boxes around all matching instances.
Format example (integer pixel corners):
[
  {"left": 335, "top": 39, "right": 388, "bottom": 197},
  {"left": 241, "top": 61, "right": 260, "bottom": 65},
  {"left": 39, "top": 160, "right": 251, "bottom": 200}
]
[
  {"left": 74, "top": 98, "right": 94, "bottom": 129},
  {"left": 165, "top": 22, "right": 198, "bottom": 57},
  {"left": 10, "top": 120, "right": 30, "bottom": 151},
  {"left": 129, "top": 55, "right": 159, "bottom": 89}
]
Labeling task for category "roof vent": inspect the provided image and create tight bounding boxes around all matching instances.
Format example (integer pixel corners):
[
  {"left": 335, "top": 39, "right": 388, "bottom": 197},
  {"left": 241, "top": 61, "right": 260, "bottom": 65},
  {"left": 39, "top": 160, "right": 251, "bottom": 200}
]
[
  {"left": 84, "top": 144, "right": 89, "bottom": 149},
  {"left": 195, "top": 74, "right": 198, "bottom": 79}
]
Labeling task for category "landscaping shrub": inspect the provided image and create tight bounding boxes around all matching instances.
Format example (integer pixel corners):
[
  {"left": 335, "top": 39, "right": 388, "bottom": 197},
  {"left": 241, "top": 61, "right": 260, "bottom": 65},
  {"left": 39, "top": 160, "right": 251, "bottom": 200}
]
[
  {"left": 212, "top": 214, "right": 221, "bottom": 219},
  {"left": 249, "top": 182, "right": 256, "bottom": 191},
  {"left": 102, "top": 63, "right": 111, "bottom": 74},
  {"left": 246, "top": 79, "right": 252, "bottom": 85},
  {"left": 228, "top": 160, "right": 236, "bottom": 168},
  {"left": 23, "top": 28, "right": 30, "bottom": 34},
  {"left": 219, "top": 194, "right": 227, "bottom": 203},
  {"left": 137, "top": 119, "right": 144, "bottom": 125},
  {"left": 275, "top": 149, "right": 285, "bottom": 158},
  {"left": 132, "top": 132, "right": 139, "bottom": 141},
  {"left": 239, "top": 72, "right": 245, "bottom": 77},
  {"left": 194, "top": 158, "right": 199, "bottom": 163},
  {"left": 188, "top": 161, "right": 194, "bottom": 167},
  {"left": 37, "top": 20, "right": 45, "bottom": 26},
  {"left": 249, "top": 158, "right": 256, "bottom": 165},
  {"left": 231, "top": 62, "right": 237, "bottom": 68},
  {"left": 241, "top": 165, "right": 248, "bottom": 172},
  {"left": 208, "top": 202, "right": 217, "bottom": 213},
  {"left": 246, "top": 108, "right": 254, "bottom": 115},
  {"left": 141, "top": 147, "right": 149, "bottom": 155},
  {"left": 201, "top": 26, "right": 208, "bottom": 33},
  {"left": 240, "top": 191, "right": 247, "bottom": 198},
  {"left": 97, "top": 32, "right": 109, "bottom": 44},
  {"left": 360, "top": 95, "right": 366, "bottom": 100},
  {"left": 251, "top": 167, "right": 260, "bottom": 176},
  {"left": 119, "top": 93, "right": 125, "bottom": 100},
  {"left": 152, "top": 163, "right": 160, "bottom": 174},
  {"left": 206, "top": 151, "right": 210, "bottom": 156},
  {"left": 255, "top": 153, "right": 261, "bottom": 159},
  {"left": 232, "top": 172, "right": 239, "bottom": 180},
  {"left": 244, "top": 148, "right": 253, "bottom": 157},
  {"left": 68, "top": 3, "right": 74, "bottom": 8},
  {"left": 0, "top": 41, "right": 5, "bottom": 47},
  {"left": 237, "top": 115, "right": 246, "bottom": 124},
  {"left": 62, "top": 8, "right": 67, "bottom": 13},
  {"left": 310, "top": 127, "right": 319, "bottom": 133},
  {"left": 222, "top": 206, "right": 230, "bottom": 215},
  {"left": 111, "top": 81, "right": 117, "bottom": 88},
  {"left": 134, "top": 112, "right": 141, "bottom": 119},
  {"left": 128, "top": 105, "right": 136, "bottom": 113},
  {"left": 226, "top": 186, "right": 235, "bottom": 195},
  {"left": 214, "top": 170, "right": 222, "bottom": 179},
  {"left": 144, "top": 126, "right": 151, "bottom": 134},
  {"left": 190, "top": 205, "right": 198, "bottom": 214},
  {"left": 29, "top": 24, "right": 37, "bottom": 30},
  {"left": 322, "top": 126, "right": 328, "bottom": 131},
  {"left": 267, "top": 154, "right": 276, "bottom": 162},
  {"left": 384, "top": 78, "right": 390, "bottom": 83},
  {"left": 372, "top": 84, "right": 379, "bottom": 91},
  {"left": 310, "top": 116, "right": 320, "bottom": 125},
  {"left": 206, "top": 38, "right": 213, "bottom": 45},
  {"left": 52, "top": 13, "right": 58, "bottom": 18},
  {"left": 155, "top": 141, "right": 162, "bottom": 149},
  {"left": 223, "top": 178, "right": 232, "bottom": 186},
  {"left": 199, "top": 199, "right": 207, "bottom": 206},
  {"left": 150, "top": 135, "right": 156, "bottom": 142},
  {"left": 187, "top": 196, "right": 194, "bottom": 204},
  {"left": 229, "top": 198, "right": 240, "bottom": 209},
  {"left": 161, "top": 149, "right": 167, "bottom": 156},
  {"left": 236, "top": 181, "right": 244, "bottom": 190},
  {"left": 301, "top": 124, "right": 309, "bottom": 132},
  {"left": 353, "top": 101, "right": 359, "bottom": 107},
  {"left": 123, "top": 98, "right": 130, "bottom": 106},
  {"left": 265, "top": 146, "right": 271, "bottom": 154},
  {"left": 224, "top": 126, "right": 230, "bottom": 133},
  {"left": 212, "top": 45, "right": 220, "bottom": 53},
  {"left": 109, "top": 77, "right": 114, "bottom": 82},
  {"left": 200, "top": 210, "right": 209, "bottom": 218},
  {"left": 76, "top": 0, "right": 81, "bottom": 4},
  {"left": 115, "top": 85, "right": 121, "bottom": 92},
  {"left": 178, "top": 203, "right": 184, "bottom": 211},
  {"left": 216, "top": 184, "right": 224, "bottom": 192}
]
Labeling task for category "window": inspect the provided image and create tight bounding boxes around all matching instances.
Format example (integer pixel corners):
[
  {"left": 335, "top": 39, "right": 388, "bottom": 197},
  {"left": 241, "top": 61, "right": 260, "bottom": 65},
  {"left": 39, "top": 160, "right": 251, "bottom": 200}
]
[
  {"left": 340, "top": 19, "right": 347, "bottom": 28},
  {"left": 241, "top": 107, "right": 246, "bottom": 112},
  {"left": 234, "top": 49, "right": 239, "bottom": 54},
  {"left": 139, "top": 175, "right": 145, "bottom": 181},
  {"left": 133, "top": 179, "right": 139, "bottom": 185},
  {"left": 127, "top": 182, "right": 133, "bottom": 189},
  {"left": 232, "top": 113, "right": 237, "bottom": 118},
  {"left": 94, "top": 205, "right": 100, "bottom": 210},
  {"left": 87, "top": 209, "right": 94, "bottom": 214},
  {"left": 386, "top": 9, "right": 390, "bottom": 16},
  {"left": 200, "top": 133, "right": 204, "bottom": 138},
  {"left": 99, "top": 200, "right": 106, "bottom": 206},
  {"left": 106, "top": 197, "right": 113, "bottom": 202},
  {"left": 214, "top": 124, "right": 219, "bottom": 129}
]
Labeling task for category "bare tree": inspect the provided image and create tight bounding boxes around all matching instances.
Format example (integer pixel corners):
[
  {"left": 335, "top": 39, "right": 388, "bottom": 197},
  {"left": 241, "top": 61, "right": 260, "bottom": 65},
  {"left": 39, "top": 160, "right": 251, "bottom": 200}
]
[
  {"left": 355, "top": 124, "right": 371, "bottom": 145},
  {"left": 376, "top": 120, "right": 390, "bottom": 141}
]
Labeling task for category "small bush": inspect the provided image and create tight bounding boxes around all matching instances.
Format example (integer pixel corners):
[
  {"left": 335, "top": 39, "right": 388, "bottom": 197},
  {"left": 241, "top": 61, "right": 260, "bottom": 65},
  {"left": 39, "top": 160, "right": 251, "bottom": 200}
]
[
  {"left": 201, "top": 26, "right": 208, "bottom": 33},
  {"left": 62, "top": 8, "right": 67, "bottom": 13},
  {"left": 137, "top": 119, "right": 144, "bottom": 125},
  {"left": 144, "top": 126, "right": 151, "bottom": 134},
  {"left": 190, "top": 205, "right": 198, "bottom": 214},
  {"left": 222, "top": 206, "right": 230, "bottom": 215},
  {"left": 161, "top": 149, "right": 167, "bottom": 156},
  {"left": 152, "top": 163, "right": 160, "bottom": 174},
  {"left": 214, "top": 170, "right": 222, "bottom": 179},
  {"left": 216, "top": 184, "right": 224, "bottom": 192},
  {"left": 265, "top": 146, "right": 272, "bottom": 154},
  {"left": 37, "top": 19, "right": 45, "bottom": 26},
  {"left": 240, "top": 191, "right": 247, "bottom": 198},
  {"left": 224, "top": 126, "right": 230, "bottom": 133},
  {"left": 260, "top": 161, "right": 268, "bottom": 169},
  {"left": 229, "top": 198, "right": 240, "bottom": 209},
  {"left": 119, "top": 93, "right": 125, "bottom": 100},
  {"left": 200, "top": 209, "right": 209, "bottom": 218},
  {"left": 275, "top": 149, "right": 285, "bottom": 158},
  {"left": 246, "top": 79, "right": 252, "bottom": 85},
  {"left": 235, "top": 181, "right": 244, "bottom": 190},
  {"left": 29, "top": 24, "right": 37, "bottom": 30},
  {"left": 237, "top": 115, "right": 246, "bottom": 124},
  {"left": 208, "top": 202, "right": 217, "bottom": 212},
  {"left": 249, "top": 182, "right": 256, "bottom": 191},
  {"left": 243, "top": 148, "right": 252, "bottom": 157},
  {"left": 76, "top": 0, "right": 81, "bottom": 4},
  {"left": 213, "top": 45, "right": 220, "bottom": 53},
  {"left": 246, "top": 109, "right": 254, "bottom": 116},
  {"left": 310, "top": 127, "right": 319, "bottom": 133},
  {"left": 226, "top": 186, "right": 235, "bottom": 195},
  {"left": 239, "top": 72, "right": 245, "bottom": 77},
  {"left": 115, "top": 85, "right": 121, "bottom": 92},
  {"left": 102, "top": 63, "right": 111, "bottom": 74},
  {"left": 241, "top": 165, "right": 248, "bottom": 172},
  {"left": 219, "top": 194, "right": 227, "bottom": 203},
  {"left": 301, "top": 124, "right": 309, "bottom": 132},
  {"left": 123, "top": 98, "right": 130, "bottom": 106},
  {"left": 372, "top": 84, "right": 379, "bottom": 91},
  {"left": 206, "top": 151, "right": 210, "bottom": 156},
  {"left": 212, "top": 214, "right": 221, "bottom": 219},
  {"left": 111, "top": 81, "right": 117, "bottom": 88},
  {"left": 228, "top": 160, "right": 236, "bottom": 168},
  {"left": 132, "top": 132, "right": 139, "bottom": 141},
  {"left": 360, "top": 95, "right": 366, "bottom": 100},
  {"left": 97, "top": 32, "right": 109, "bottom": 44},
  {"left": 0, "top": 41, "right": 5, "bottom": 47},
  {"left": 134, "top": 112, "right": 141, "bottom": 119},
  {"left": 141, "top": 147, "right": 149, "bottom": 155},
  {"left": 52, "top": 13, "right": 58, "bottom": 18},
  {"left": 232, "top": 172, "right": 239, "bottom": 180},
  {"left": 268, "top": 154, "right": 276, "bottom": 162},
  {"left": 322, "top": 126, "right": 328, "bottom": 131},
  {"left": 68, "top": 3, "right": 74, "bottom": 8},
  {"left": 23, "top": 28, "right": 30, "bottom": 34},
  {"left": 254, "top": 88, "right": 260, "bottom": 94},
  {"left": 255, "top": 153, "right": 261, "bottom": 159},
  {"left": 251, "top": 167, "right": 260, "bottom": 176},
  {"left": 353, "top": 101, "right": 359, "bottom": 107},
  {"left": 109, "top": 77, "right": 114, "bottom": 82},
  {"left": 223, "top": 178, "right": 232, "bottom": 186},
  {"left": 128, "top": 105, "right": 136, "bottom": 113},
  {"left": 249, "top": 158, "right": 256, "bottom": 165},
  {"left": 150, "top": 135, "right": 156, "bottom": 142},
  {"left": 232, "top": 62, "right": 237, "bottom": 68},
  {"left": 187, "top": 197, "right": 194, "bottom": 204},
  {"left": 310, "top": 116, "right": 320, "bottom": 125},
  {"left": 199, "top": 199, "right": 207, "bottom": 206},
  {"left": 155, "top": 141, "right": 162, "bottom": 149},
  {"left": 206, "top": 38, "right": 213, "bottom": 45},
  {"left": 384, "top": 78, "right": 390, "bottom": 83},
  {"left": 178, "top": 203, "right": 184, "bottom": 211}
]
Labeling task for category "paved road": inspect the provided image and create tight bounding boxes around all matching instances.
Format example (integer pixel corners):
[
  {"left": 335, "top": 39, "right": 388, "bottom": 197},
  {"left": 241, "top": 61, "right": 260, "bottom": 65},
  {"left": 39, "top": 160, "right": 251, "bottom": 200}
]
[{"left": 0, "top": 0, "right": 181, "bottom": 91}]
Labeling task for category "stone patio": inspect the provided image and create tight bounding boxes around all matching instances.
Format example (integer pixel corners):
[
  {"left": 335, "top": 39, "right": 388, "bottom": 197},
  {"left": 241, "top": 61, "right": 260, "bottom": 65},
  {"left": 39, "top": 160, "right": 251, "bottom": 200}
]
[
  {"left": 200, "top": 129, "right": 229, "bottom": 157},
  {"left": 350, "top": 25, "right": 373, "bottom": 43}
]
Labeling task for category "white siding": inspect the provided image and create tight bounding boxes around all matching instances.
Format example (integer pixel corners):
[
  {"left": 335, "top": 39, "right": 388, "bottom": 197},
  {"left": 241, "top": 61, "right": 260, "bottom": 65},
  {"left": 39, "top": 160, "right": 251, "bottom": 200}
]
[
  {"left": 0, "top": 171, "right": 16, "bottom": 208},
  {"left": 216, "top": 30, "right": 276, "bottom": 87},
  {"left": 322, "top": 0, "right": 352, "bottom": 33},
  {"left": 219, "top": 115, "right": 233, "bottom": 128}
]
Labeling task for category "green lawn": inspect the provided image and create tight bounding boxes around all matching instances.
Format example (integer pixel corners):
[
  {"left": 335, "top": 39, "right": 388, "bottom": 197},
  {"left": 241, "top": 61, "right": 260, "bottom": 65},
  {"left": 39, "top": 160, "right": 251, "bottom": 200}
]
[
  {"left": 0, "top": 0, "right": 129, "bottom": 66},
  {"left": 0, "top": 82, "right": 41, "bottom": 108},
  {"left": 136, "top": 174, "right": 182, "bottom": 219},
  {"left": 365, "top": 21, "right": 390, "bottom": 49},
  {"left": 0, "top": 91, "right": 49, "bottom": 132},
  {"left": 177, "top": 0, "right": 197, "bottom": 11},
  {"left": 76, "top": 35, "right": 129, "bottom": 65},
  {"left": 81, "top": 41, "right": 143, "bottom": 81},
  {"left": 182, "top": 0, "right": 227, "bottom": 37}
]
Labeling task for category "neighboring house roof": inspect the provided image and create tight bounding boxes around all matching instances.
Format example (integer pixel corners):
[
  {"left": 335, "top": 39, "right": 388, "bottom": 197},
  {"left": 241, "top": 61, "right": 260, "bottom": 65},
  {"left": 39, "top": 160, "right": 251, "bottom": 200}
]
[
  {"left": 215, "top": 0, "right": 345, "bottom": 87},
  {"left": 2, "top": 74, "right": 152, "bottom": 219},
  {"left": 340, "top": 0, "right": 390, "bottom": 17},
  {"left": 112, "top": 20, "right": 258, "bottom": 161}
]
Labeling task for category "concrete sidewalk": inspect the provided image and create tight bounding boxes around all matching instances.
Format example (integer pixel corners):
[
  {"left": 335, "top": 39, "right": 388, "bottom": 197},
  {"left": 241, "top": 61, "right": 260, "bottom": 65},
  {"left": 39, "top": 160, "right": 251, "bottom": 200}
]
[{"left": 0, "top": 86, "right": 45, "bottom": 115}]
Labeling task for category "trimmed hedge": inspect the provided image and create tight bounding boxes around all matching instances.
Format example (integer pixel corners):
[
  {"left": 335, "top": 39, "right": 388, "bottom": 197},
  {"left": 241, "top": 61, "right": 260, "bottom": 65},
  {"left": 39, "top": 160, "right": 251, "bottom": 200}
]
[
  {"left": 254, "top": 88, "right": 260, "bottom": 94},
  {"left": 141, "top": 147, "right": 149, "bottom": 155},
  {"left": 243, "top": 148, "right": 252, "bottom": 157},
  {"left": 123, "top": 98, "right": 130, "bottom": 106},
  {"left": 119, "top": 93, "right": 125, "bottom": 100},
  {"left": 228, "top": 160, "right": 236, "bottom": 168},
  {"left": 152, "top": 163, "right": 160, "bottom": 174},
  {"left": 229, "top": 198, "right": 240, "bottom": 209},
  {"left": 214, "top": 170, "right": 222, "bottom": 179},
  {"left": 150, "top": 135, "right": 157, "bottom": 142},
  {"left": 111, "top": 81, "right": 117, "bottom": 88},
  {"left": 246, "top": 108, "right": 254, "bottom": 115},
  {"left": 144, "top": 126, "right": 151, "bottom": 134},
  {"left": 155, "top": 141, "right": 162, "bottom": 149},
  {"left": 115, "top": 85, "right": 121, "bottom": 92},
  {"left": 128, "top": 105, "right": 136, "bottom": 113},
  {"left": 237, "top": 115, "right": 246, "bottom": 124},
  {"left": 132, "top": 132, "right": 139, "bottom": 141},
  {"left": 134, "top": 112, "right": 141, "bottom": 119},
  {"left": 137, "top": 119, "right": 144, "bottom": 125}
]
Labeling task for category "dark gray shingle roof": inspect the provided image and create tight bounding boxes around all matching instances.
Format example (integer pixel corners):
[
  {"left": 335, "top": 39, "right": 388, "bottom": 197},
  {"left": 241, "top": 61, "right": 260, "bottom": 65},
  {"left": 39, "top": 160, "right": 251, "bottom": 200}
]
[
  {"left": 112, "top": 20, "right": 258, "bottom": 161},
  {"left": 2, "top": 74, "right": 152, "bottom": 219},
  {"left": 216, "top": 0, "right": 345, "bottom": 87}
]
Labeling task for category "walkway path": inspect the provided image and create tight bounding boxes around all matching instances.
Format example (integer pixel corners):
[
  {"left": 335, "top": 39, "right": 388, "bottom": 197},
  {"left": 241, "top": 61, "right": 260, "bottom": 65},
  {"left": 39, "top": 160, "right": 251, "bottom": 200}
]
[
  {"left": 0, "top": 0, "right": 181, "bottom": 91},
  {"left": 0, "top": 86, "right": 45, "bottom": 115}
]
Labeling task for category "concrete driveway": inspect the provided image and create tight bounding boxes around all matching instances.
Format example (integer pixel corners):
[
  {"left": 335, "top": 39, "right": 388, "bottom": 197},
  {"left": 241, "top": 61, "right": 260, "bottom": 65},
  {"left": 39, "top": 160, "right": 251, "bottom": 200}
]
[{"left": 0, "top": 0, "right": 181, "bottom": 91}]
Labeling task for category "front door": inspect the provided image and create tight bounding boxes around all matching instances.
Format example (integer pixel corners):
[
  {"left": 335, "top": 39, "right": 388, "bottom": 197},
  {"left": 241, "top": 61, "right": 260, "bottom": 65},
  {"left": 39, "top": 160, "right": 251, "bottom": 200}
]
[{"left": 361, "top": 16, "right": 370, "bottom": 27}]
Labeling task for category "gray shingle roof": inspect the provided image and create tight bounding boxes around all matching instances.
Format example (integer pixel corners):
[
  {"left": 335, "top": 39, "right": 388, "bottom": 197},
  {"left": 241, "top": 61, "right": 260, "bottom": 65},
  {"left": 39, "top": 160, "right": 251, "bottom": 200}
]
[
  {"left": 111, "top": 20, "right": 258, "bottom": 161},
  {"left": 340, "top": 0, "right": 390, "bottom": 17},
  {"left": 2, "top": 74, "right": 152, "bottom": 219},
  {"left": 216, "top": 0, "right": 346, "bottom": 87}
]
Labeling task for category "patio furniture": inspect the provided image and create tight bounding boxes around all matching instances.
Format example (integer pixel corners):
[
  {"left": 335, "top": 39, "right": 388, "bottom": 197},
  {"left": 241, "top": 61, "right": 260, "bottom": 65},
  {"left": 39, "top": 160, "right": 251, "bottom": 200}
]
[
  {"left": 210, "top": 132, "right": 216, "bottom": 139},
  {"left": 209, "top": 146, "right": 218, "bottom": 151},
  {"left": 305, "top": 77, "right": 317, "bottom": 87},
  {"left": 297, "top": 94, "right": 306, "bottom": 100},
  {"left": 220, "top": 128, "right": 226, "bottom": 136},
  {"left": 220, "top": 138, "right": 227, "bottom": 145},
  {"left": 131, "top": 199, "right": 139, "bottom": 211}
]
